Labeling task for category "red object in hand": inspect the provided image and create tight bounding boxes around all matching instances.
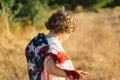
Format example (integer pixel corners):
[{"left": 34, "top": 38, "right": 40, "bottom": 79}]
[{"left": 64, "top": 70, "right": 80, "bottom": 80}]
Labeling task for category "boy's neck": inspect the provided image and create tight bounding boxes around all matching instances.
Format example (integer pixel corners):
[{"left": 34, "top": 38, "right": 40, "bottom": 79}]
[{"left": 46, "top": 31, "right": 63, "bottom": 42}]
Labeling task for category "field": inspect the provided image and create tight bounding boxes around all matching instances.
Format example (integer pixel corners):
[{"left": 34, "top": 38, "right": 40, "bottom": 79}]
[{"left": 0, "top": 9, "right": 120, "bottom": 80}]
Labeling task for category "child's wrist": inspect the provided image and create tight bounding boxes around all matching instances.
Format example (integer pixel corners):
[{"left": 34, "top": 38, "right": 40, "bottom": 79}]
[{"left": 64, "top": 70, "right": 80, "bottom": 80}]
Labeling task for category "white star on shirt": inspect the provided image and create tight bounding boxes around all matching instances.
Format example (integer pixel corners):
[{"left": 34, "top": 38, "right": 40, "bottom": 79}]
[
  {"left": 28, "top": 43, "right": 35, "bottom": 53},
  {"left": 33, "top": 73, "right": 38, "bottom": 80},
  {"left": 28, "top": 60, "right": 35, "bottom": 70}
]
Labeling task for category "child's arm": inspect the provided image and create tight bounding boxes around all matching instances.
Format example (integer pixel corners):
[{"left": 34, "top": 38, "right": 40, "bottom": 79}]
[
  {"left": 45, "top": 56, "right": 67, "bottom": 77},
  {"left": 45, "top": 56, "right": 89, "bottom": 80}
]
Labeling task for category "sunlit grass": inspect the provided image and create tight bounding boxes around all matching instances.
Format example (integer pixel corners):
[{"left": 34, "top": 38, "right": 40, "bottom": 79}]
[{"left": 0, "top": 9, "right": 120, "bottom": 80}]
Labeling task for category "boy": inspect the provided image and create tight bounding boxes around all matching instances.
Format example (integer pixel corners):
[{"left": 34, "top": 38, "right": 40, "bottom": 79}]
[{"left": 25, "top": 7, "right": 89, "bottom": 80}]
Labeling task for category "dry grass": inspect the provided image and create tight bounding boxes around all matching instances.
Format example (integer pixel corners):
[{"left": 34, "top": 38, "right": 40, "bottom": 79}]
[
  {"left": 63, "top": 10, "right": 120, "bottom": 80},
  {"left": 0, "top": 9, "right": 120, "bottom": 80}
]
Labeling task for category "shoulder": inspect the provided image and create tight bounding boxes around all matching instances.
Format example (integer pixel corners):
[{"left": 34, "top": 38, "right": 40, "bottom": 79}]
[{"left": 47, "top": 38, "right": 62, "bottom": 53}]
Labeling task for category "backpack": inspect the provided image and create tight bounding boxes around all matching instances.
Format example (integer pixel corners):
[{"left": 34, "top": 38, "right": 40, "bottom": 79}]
[{"left": 25, "top": 33, "right": 49, "bottom": 80}]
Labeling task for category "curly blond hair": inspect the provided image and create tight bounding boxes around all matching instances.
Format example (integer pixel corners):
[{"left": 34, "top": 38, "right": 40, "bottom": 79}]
[{"left": 45, "top": 7, "right": 77, "bottom": 34}]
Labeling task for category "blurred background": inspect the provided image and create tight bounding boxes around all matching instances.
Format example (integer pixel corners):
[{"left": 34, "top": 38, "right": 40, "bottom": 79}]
[{"left": 0, "top": 0, "right": 120, "bottom": 80}]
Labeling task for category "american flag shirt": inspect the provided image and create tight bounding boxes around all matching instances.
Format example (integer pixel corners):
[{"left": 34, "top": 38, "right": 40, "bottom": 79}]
[{"left": 25, "top": 33, "right": 75, "bottom": 80}]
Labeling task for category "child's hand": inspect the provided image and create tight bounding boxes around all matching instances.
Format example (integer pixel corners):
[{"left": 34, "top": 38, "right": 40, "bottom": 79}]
[
  {"left": 64, "top": 70, "right": 89, "bottom": 80},
  {"left": 79, "top": 70, "right": 89, "bottom": 80}
]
